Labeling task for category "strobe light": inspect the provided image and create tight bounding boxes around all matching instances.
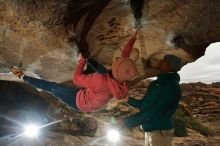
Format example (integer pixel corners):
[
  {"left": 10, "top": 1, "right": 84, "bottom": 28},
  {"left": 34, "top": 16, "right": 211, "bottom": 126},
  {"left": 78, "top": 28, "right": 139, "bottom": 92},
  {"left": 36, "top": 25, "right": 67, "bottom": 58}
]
[
  {"left": 106, "top": 128, "right": 120, "bottom": 143},
  {"left": 24, "top": 124, "right": 39, "bottom": 138}
]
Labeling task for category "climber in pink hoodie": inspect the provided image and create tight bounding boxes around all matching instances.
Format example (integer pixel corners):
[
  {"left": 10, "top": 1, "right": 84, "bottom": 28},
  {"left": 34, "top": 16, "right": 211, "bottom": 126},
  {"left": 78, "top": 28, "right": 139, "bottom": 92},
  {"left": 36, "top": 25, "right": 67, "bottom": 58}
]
[{"left": 10, "top": 31, "right": 138, "bottom": 112}]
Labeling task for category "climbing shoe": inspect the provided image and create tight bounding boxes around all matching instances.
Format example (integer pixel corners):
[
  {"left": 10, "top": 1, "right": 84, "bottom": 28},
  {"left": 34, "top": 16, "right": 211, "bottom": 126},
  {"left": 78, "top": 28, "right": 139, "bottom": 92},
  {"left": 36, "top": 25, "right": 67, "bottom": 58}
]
[{"left": 10, "top": 67, "right": 24, "bottom": 79}]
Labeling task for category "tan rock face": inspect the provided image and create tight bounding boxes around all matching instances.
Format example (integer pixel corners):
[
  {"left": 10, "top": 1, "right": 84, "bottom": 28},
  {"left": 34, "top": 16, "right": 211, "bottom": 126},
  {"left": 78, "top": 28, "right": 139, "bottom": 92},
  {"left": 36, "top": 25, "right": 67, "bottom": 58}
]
[{"left": 0, "top": 0, "right": 220, "bottom": 82}]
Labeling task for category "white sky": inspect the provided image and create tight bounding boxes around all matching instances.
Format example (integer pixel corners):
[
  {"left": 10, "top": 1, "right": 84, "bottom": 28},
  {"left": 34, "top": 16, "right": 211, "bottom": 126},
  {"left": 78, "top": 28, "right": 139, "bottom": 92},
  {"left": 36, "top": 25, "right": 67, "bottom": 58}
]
[{"left": 179, "top": 42, "right": 220, "bottom": 83}]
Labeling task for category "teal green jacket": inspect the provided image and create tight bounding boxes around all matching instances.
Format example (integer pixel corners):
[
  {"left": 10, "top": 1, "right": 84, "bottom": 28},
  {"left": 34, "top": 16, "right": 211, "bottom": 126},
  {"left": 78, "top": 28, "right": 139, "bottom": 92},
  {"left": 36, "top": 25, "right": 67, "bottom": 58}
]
[{"left": 124, "top": 72, "right": 182, "bottom": 132}]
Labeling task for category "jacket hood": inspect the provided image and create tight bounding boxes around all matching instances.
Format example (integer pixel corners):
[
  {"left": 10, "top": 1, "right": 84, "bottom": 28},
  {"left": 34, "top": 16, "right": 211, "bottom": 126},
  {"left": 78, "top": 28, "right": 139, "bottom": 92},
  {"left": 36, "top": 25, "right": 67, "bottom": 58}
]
[{"left": 112, "top": 58, "right": 138, "bottom": 81}]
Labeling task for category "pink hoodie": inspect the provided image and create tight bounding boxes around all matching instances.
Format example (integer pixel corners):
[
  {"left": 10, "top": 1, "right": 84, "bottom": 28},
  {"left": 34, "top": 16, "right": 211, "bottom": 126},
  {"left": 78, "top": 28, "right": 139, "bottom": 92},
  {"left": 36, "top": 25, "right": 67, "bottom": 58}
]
[
  {"left": 73, "top": 34, "right": 136, "bottom": 112},
  {"left": 73, "top": 58, "right": 129, "bottom": 112}
]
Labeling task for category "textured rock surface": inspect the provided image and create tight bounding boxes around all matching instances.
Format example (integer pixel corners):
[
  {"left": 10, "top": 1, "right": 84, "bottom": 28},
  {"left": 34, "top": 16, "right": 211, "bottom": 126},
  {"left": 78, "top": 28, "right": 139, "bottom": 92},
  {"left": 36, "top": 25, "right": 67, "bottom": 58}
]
[
  {"left": 0, "top": 0, "right": 220, "bottom": 82},
  {"left": 181, "top": 82, "right": 220, "bottom": 134},
  {"left": 0, "top": 80, "right": 98, "bottom": 138},
  {"left": 1, "top": 1, "right": 220, "bottom": 145}
]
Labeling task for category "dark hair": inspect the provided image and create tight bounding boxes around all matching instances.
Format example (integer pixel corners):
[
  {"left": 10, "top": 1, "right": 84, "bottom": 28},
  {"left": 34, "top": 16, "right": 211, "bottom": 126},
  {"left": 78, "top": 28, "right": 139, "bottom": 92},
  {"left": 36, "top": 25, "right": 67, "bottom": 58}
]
[{"left": 163, "top": 55, "right": 181, "bottom": 72}]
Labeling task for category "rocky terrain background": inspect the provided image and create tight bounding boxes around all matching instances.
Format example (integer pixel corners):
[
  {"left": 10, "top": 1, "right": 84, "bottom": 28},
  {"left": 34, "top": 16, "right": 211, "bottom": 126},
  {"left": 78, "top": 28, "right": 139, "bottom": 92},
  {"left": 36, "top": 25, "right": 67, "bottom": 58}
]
[
  {"left": 0, "top": 80, "right": 220, "bottom": 146},
  {"left": 171, "top": 82, "right": 220, "bottom": 146}
]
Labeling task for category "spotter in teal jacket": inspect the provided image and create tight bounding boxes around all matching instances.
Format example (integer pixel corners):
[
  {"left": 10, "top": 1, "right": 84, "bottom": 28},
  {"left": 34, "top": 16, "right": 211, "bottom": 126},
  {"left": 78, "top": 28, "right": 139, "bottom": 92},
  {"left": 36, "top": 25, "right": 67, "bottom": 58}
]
[{"left": 124, "top": 72, "right": 182, "bottom": 132}]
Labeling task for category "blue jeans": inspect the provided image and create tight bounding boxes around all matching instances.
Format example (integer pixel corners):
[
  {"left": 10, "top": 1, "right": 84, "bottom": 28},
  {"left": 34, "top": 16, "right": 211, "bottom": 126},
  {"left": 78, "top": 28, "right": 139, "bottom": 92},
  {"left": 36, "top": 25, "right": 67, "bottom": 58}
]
[{"left": 23, "top": 58, "right": 108, "bottom": 112}]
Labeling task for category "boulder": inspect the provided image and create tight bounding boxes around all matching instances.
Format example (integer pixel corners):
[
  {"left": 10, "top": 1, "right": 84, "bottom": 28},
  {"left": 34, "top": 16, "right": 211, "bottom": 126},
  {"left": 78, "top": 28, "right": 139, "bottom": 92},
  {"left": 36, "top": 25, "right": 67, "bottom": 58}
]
[{"left": 0, "top": 0, "right": 220, "bottom": 82}]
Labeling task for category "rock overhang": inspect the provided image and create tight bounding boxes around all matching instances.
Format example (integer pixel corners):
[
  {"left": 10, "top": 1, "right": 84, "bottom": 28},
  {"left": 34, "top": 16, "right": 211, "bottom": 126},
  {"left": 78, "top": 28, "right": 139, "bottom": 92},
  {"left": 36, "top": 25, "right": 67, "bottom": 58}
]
[{"left": 0, "top": 0, "right": 220, "bottom": 83}]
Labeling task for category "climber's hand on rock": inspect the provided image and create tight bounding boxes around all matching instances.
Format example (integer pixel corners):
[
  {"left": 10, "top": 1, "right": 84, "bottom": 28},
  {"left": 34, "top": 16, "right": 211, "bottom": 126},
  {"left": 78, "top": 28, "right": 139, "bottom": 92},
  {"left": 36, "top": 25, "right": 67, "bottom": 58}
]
[
  {"left": 132, "top": 29, "right": 138, "bottom": 39},
  {"left": 77, "top": 53, "right": 86, "bottom": 63},
  {"left": 134, "top": 18, "right": 141, "bottom": 29}
]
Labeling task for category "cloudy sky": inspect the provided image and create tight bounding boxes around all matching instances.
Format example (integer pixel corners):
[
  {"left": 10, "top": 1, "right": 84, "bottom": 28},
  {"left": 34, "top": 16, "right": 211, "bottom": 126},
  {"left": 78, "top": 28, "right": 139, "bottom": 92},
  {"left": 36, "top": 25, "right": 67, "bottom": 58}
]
[{"left": 179, "top": 42, "right": 220, "bottom": 83}]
